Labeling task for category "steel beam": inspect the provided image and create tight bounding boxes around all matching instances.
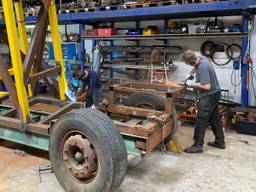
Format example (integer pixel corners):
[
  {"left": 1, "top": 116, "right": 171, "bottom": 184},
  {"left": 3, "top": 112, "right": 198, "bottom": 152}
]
[
  {"left": 48, "top": 0, "right": 66, "bottom": 101},
  {"left": 2, "top": 0, "right": 30, "bottom": 123},
  {"left": 0, "top": 125, "right": 49, "bottom": 151},
  {"left": 241, "top": 15, "right": 250, "bottom": 107},
  {"left": 40, "top": 102, "right": 80, "bottom": 124},
  {"left": 23, "top": 5, "right": 49, "bottom": 82},
  {"left": 0, "top": 55, "right": 19, "bottom": 108},
  {"left": 14, "top": 0, "right": 29, "bottom": 54},
  {"left": 29, "top": 66, "right": 61, "bottom": 84}
]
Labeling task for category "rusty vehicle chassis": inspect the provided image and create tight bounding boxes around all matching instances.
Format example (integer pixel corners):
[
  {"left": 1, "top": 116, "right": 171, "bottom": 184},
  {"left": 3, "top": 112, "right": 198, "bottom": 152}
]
[{"left": 0, "top": 82, "right": 179, "bottom": 155}]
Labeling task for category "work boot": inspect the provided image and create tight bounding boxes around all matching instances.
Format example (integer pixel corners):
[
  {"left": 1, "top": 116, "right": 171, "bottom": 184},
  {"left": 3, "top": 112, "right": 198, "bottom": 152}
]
[
  {"left": 184, "top": 144, "right": 203, "bottom": 154},
  {"left": 207, "top": 141, "right": 225, "bottom": 149}
]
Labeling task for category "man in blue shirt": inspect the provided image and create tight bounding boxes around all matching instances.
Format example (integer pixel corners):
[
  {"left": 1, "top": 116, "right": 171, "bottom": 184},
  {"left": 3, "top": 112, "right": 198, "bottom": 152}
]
[
  {"left": 182, "top": 50, "right": 225, "bottom": 153},
  {"left": 73, "top": 69, "right": 102, "bottom": 108}
]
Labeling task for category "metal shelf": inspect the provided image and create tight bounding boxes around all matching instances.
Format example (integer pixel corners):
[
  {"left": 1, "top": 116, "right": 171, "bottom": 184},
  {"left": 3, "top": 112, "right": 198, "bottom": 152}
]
[
  {"left": 0, "top": 0, "right": 255, "bottom": 25},
  {"left": 102, "top": 64, "right": 168, "bottom": 71},
  {"left": 66, "top": 0, "right": 255, "bottom": 24},
  {"left": 101, "top": 46, "right": 183, "bottom": 54},
  {"left": 83, "top": 32, "right": 247, "bottom": 40}
]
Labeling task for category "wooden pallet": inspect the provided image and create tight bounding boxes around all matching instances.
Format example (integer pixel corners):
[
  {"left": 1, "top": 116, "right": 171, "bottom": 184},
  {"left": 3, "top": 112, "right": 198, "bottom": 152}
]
[
  {"left": 25, "top": 11, "right": 37, "bottom": 17},
  {"left": 123, "top": 2, "right": 144, "bottom": 9},
  {"left": 97, "top": 5, "right": 120, "bottom": 11},
  {"left": 58, "top": 7, "right": 97, "bottom": 14},
  {"left": 144, "top": 1, "right": 177, "bottom": 7},
  {"left": 123, "top": 0, "right": 177, "bottom": 9}
]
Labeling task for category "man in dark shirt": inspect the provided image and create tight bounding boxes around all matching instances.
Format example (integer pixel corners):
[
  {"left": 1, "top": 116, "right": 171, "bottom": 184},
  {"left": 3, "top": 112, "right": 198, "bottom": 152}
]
[
  {"left": 182, "top": 50, "right": 225, "bottom": 153},
  {"left": 73, "top": 69, "right": 102, "bottom": 108}
]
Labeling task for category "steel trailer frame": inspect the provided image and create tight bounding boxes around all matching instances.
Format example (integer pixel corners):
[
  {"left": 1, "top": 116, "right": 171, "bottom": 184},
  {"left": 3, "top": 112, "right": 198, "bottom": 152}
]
[
  {"left": 1, "top": 0, "right": 254, "bottom": 106},
  {"left": 0, "top": 0, "right": 180, "bottom": 157}
]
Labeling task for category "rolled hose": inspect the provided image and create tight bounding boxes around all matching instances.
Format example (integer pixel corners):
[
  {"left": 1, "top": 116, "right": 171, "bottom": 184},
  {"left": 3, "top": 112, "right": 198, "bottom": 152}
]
[{"left": 201, "top": 41, "right": 241, "bottom": 66}]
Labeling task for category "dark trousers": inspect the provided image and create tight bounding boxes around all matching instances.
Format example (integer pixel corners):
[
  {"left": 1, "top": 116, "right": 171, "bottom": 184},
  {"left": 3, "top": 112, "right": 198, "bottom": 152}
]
[
  {"left": 85, "top": 88, "right": 101, "bottom": 108},
  {"left": 194, "top": 91, "right": 225, "bottom": 146}
]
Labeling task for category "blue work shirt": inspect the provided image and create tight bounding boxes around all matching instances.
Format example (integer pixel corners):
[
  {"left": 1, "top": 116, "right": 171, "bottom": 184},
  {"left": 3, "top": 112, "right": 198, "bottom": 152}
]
[
  {"left": 83, "top": 70, "right": 102, "bottom": 96},
  {"left": 195, "top": 57, "right": 221, "bottom": 97}
]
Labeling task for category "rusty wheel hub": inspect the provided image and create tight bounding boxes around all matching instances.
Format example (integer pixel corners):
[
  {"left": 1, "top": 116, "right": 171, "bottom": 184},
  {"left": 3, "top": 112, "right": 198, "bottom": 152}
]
[{"left": 63, "top": 135, "right": 97, "bottom": 181}]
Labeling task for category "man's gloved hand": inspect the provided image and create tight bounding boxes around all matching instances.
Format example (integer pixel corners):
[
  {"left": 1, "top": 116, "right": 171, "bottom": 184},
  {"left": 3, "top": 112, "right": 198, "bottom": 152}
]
[
  {"left": 184, "top": 75, "right": 195, "bottom": 88},
  {"left": 191, "top": 83, "right": 200, "bottom": 89},
  {"left": 76, "top": 92, "right": 87, "bottom": 102}
]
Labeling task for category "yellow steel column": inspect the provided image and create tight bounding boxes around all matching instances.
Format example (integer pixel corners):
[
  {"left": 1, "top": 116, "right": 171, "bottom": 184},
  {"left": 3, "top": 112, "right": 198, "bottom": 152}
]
[
  {"left": 48, "top": 0, "right": 66, "bottom": 101},
  {"left": 2, "top": 0, "right": 30, "bottom": 123},
  {"left": 14, "top": 0, "right": 29, "bottom": 54},
  {"left": 14, "top": 0, "right": 33, "bottom": 97}
]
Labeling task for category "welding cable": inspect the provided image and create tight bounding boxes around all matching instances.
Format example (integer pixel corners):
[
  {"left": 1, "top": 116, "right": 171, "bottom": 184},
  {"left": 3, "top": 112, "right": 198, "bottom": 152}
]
[
  {"left": 211, "top": 43, "right": 232, "bottom": 66},
  {"left": 249, "top": 66, "right": 256, "bottom": 99},
  {"left": 200, "top": 41, "right": 216, "bottom": 58},
  {"left": 226, "top": 44, "right": 242, "bottom": 60},
  {"left": 230, "top": 68, "right": 241, "bottom": 94}
]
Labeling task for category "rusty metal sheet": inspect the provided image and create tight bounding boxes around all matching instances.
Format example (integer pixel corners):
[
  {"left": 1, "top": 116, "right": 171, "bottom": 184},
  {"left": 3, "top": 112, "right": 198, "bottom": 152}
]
[
  {"left": 30, "top": 103, "right": 60, "bottom": 113},
  {"left": 112, "top": 82, "right": 185, "bottom": 98},
  {"left": 29, "top": 97, "right": 66, "bottom": 107},
  {"left": 40, "top": 102, "right": 80, "bottom": 125},
  {"left": 98, "top": 104, "right": 164, "bottom": 118}
]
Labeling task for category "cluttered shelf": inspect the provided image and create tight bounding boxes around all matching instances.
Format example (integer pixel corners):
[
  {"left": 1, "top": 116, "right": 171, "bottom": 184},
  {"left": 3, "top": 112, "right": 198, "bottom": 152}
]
[
  {"left": 82, "top": 32, "right": 247, "bottom": 40},
  {"left": 0, "top": 0, "right": 255, "bottom": 25},
  {"left": 102, "top": 64, "right": 171, "bottom": 71},
  {"left": 101, "top": 46, "right": 183, "bottom": 54}
]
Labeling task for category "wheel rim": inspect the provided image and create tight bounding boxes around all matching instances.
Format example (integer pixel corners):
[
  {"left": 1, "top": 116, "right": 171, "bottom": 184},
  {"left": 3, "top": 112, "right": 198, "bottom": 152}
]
[
  {"left": 135, "top": 102, "right": 155, "bottom": 110},
  {"left": 62, "top": 134, "right": 97, "bottom": 182}
]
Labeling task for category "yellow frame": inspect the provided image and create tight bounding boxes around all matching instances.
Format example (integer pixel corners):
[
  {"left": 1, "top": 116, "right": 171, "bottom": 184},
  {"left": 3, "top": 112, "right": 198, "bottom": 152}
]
[
  {"left": 49, "top": 0, "right": 66, "bottom": 101},
  {"left": 2, "top": 0, "right": 30, "bottom": 123},
  {"left": 1, "top": 0, "right": 66, "bottom": 123}
]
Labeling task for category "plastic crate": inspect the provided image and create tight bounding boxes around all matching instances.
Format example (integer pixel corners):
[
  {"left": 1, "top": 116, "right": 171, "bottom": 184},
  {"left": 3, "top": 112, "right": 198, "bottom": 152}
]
[
  {"left": 234, "top": 119, "right": 256, "bottom": 136},
  {"left": 128, "top": 29, "right": 142, "bottom": 35},
  {"left": 143, "top": 28, "right": 159, "bottom": 36},
  {"left": 97, "top": 28, "right": 117, "bottom": 36},
  {"left": 83, "top": 29, "right": 98, "bottom": 36}
]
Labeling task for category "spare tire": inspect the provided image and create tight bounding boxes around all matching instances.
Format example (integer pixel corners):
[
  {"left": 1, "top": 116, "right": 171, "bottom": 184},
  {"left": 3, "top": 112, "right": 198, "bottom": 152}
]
[
  {"left": 126, "top": 92, "right": 165, "bottom": 111},
  {"left": 49, "top": 108, "right": 127, "bottom": 192}
]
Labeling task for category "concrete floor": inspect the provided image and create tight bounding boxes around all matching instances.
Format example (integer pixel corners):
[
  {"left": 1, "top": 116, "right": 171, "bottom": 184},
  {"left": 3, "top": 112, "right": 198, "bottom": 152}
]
[{"left": 0, "top": 125, "right": 256, "bottom": 192}]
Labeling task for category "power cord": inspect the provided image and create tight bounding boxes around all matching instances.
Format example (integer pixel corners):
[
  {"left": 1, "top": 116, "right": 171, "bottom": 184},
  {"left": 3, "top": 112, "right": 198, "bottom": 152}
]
[
  {"left": 249, "top": 65, "right": 256, "bottom": 99},
  {"left": 230, "top": 60, "right": 241, "bottom": 94}
]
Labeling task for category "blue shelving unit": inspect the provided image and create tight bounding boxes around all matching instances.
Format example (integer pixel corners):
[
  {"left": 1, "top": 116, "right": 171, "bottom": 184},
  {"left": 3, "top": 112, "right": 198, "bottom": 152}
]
[
  {"left": 0, "top": 0, "right": 255, "bottom": 25},
  {"left": 0, "top": 0, "right": 255, "bottom": 106}
]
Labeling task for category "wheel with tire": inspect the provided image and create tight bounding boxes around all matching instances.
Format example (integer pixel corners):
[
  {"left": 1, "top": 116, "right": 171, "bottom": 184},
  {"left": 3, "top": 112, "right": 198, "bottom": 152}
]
[
  {"left": 49, "top": 108, "right": 127, "bottom": 192},
  {"left": 126, "top": 92, "right": 165, "bottom": 111}
]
